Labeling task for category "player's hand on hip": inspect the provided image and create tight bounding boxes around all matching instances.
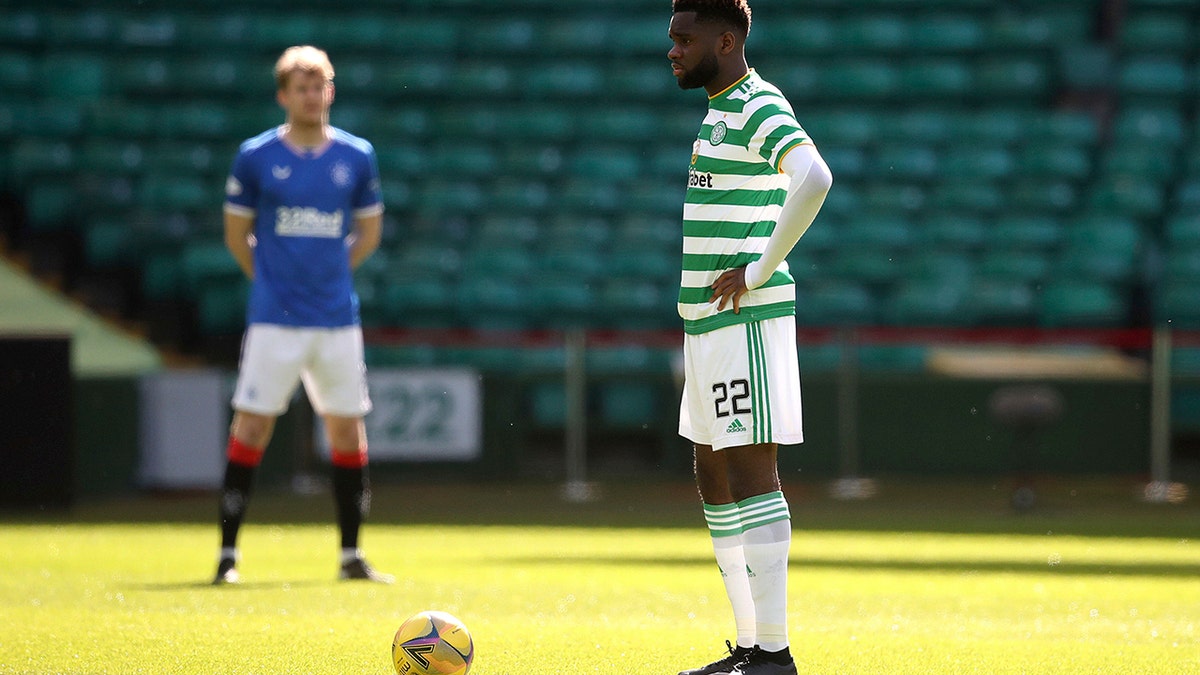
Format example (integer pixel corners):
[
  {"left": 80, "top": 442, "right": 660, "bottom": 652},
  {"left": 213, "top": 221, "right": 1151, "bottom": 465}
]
[{"left": 710, "top": 266, "right": 749, "bottom": 314}]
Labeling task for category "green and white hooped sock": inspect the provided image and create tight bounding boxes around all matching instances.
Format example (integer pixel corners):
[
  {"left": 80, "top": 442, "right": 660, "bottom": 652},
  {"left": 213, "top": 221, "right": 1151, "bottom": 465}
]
[
  {"left": 704, "top": 502, "right": 755, "bottom": 650},
  {"left": 739, "top": 491, "right": 792, "bottom": 653}
]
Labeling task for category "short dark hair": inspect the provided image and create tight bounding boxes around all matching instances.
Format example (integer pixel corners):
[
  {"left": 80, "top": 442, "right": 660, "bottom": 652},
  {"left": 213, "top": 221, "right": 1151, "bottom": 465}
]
[{"left": 672, "top": 0, "right": 752, "bottom": 38}]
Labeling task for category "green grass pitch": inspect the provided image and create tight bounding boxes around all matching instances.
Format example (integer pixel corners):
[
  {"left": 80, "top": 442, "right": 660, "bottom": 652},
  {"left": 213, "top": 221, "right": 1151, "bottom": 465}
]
[{"left": 1, "top": 479, "right": 1197, "bottom": 674}]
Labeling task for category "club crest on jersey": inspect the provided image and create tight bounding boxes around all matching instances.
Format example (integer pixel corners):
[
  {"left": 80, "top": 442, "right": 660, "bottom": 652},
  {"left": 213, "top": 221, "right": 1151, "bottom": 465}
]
[
  {"left": 710, "top": 121, "right": 728, "bottom": 146},
  {"left": 271, "top": 165, "right": 291, "bottom": 180},
  {"left": 331, "top": 161, "right": 352, "bottom": 188}
]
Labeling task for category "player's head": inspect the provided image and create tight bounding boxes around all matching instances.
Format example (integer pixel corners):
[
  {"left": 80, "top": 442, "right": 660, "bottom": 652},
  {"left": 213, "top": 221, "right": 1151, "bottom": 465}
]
[
  {"left": 274, "top": 45, "right": 335, "bottom": 126},
  {"left": 668, "top": 0, "right": 752, "bottom": 91}
]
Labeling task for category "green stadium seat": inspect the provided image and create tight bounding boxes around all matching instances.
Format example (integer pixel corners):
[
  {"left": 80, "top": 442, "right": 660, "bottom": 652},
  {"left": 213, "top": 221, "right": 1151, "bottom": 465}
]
[
  {"left": 379, "top": 277, "right": 455, "bottom": 328},
  {"left": 476, "top": 215, "right": 539, "bottom": 246},
  {"left": 524, "top": 62, "right": 605, "bottom": 98},
  {"left": 1009, "top": 180, "right": 1079, "bottom": 214},
  {"left": 820, "top": 146, "right": 867, "bottom": 180},
  {"left": 806, "top": 109, "right": 881, "bottom": 145},
  {"left": 1087, "top": 177, "right": 1165, "bottom": 217},
  {"left": 987, "top": 12, "right": 1059, "bottom": 50},
  {"left": 828, "top": 248, "right": 905, "bottom": 285},
  {"left": 941, "top": 146, "right": 1014, "bottom": 180},
  {"left": 463, "top": 18, "right": 536, "bottom": 55},
  {"left": 140, "top": 176, "right": 210, "bottom": 212},
  {"left": 796, "top": 281, "right": 878, "bottom": 326},
  {"left": 928, "top": 181, "right": 1003, "bottom": 214},
  {"left": 83, "top": 217, "right": 133, "bottom": 268},
  {"left": 609, "top": 249, "right": 677, "bottom": 284},
  {"left": 1100, "top": 146, "right": 1178, "bottom": 182},
  {"left": 988, "top": 213, "right": 1065, "bottom": 248},
  {"left": 900, "top": 60, "right": 972, "bottom": 98},
  {"left": 597, "top": 382, "right": 662, "bottom": 428},
  {"left": 489, "top": 179, "right": 550, "bottom": 213},
  {"left": 844, "top": 216, "right": 915, "bottom": 249},
  {"left": 607, "top": 17, "right": 668, "bottom": 53},
  {"left": 1165, "top": 214, "right": 1200, "bottom": 246},
  {"left": 45, "top": 10, "right": 115, "bottom": 47},
  {"left": 246, "top": 15, "right": 320, "bottom": 50},
  {"left": 531, "top": 278, "right": 595, "bottom": 328},
  {"left": 819, "top": 60, "right": 899, "bottom": 100},
  {"left": 1029, "top": 110, "right": 1101, "bottom": 146},
  {"left": 117, "top": 14, "right": 180, "bottom": 49},
  {"left": 1157, "top": 282, "right": 1200, "bottom": 328},
  {"left": 1117, "top": 57, "right": 1191, "bottom": 98},
  {"left": 914, "top": 213, "right": 986, "bottom": 249},
  {"left": 884, "top": 280, "right": 971, "bottom": 326},
  {"left": 0, "top": 52, "right": 36, "bottom": 92},
  {"left": 966, "top": 280, "right": 1036, "bottom": 326},
  {"left": 905, "top": 250, "right": 974, "bottom": 285},
  {"left": 462, "top": 246, "right": 533, "bottom": 280},
  {"left": 1017, "top": 144, "right": 1092, "bottom": 180},
  {"left": 540, "top": 17, "right": 609, "bottom": 54},
  {"left": 838, "top": 15, "right": 911, "bottom": 52},
  {"left": 9, "top": 139, "right": 74, "bottom": 187},
  {"left": 493, "top": 107, "right": 575, "bottom": 141},
  {"left": 569, "top": 147, "right": 642, "bottom": 182},
  {"left": 196, "top": 279, "right": 248, "bottom": 336},
  {"left": 379, "top": 59, "right": 453, "bottom": 97},
  {"left": 768, "top": 16, "right": 836, "bottom": 54},
  {"left": 872, "top": 145, "right": 938, "bottom": 181},
  {"left": 24, "top": 182, "right": 76, "bottom": 232},
  {"left": 954, "top": 108, "right": 1029, "bottom": 145},
  {"left": 861, "top": 183, "right": 925, "bottom": 213},
  {"left": 1039, "top": 281, "right": 1130, "bottom": 328},
  {"left": 624, "top": 182, "right": 686, "bottom": 216},
  {"left": 557, "top": 179, "right": 621, "bottom": 213},
  {"left": 978, "top": 249, "right": 1052, "bottom": 284},
  {"left": 180, "top": 241, "right": 242, "bottom": 297},
  {"left": 7, "top": 101, "right": 86, "bottom": 138},
  {"left": 39, "top": 54, "right": 108, "bottom": 101},
  {"left": 1113, "top": 106, "right": 1186, "bottom": 146},
  {"left": 430, "top": 144, "right": 498, "bottom": 177},
  {"left": 975, "top": 58, "right": 1051, "bottom": 98},
  {"left": 0, "top": 10, "right": 42, "bottom": 47},
  {"left": 78, "top": 140, "right": 146, "bottom": 175},
  {"left": 597, "top": 278, "right": 674, "bottom": 328},
  {"left": 155, "top": 103, "right": 232, "bottom": 140},
  {"left": 578, "top": 108, "right": 659, "bottom": 142},
  {"left": 1120, "top": 13, "right": 1193, "bottom": 53},
  {"left": 418, "top": 180, "right": 485, "bottom": 215},
  {"left": 445, "top": 63, "right": 514, "bottom": 98},
  {"left": 911, "top": 14, "right": 984, "bottom": 52},
  {"left": 455, "top": 277, "right": 532, "bottom": 331}
]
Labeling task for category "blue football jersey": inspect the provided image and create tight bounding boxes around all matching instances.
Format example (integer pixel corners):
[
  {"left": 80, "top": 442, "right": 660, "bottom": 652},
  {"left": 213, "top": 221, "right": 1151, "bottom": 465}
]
[{"left": 224, "top": 126, "right": 383, "bottom": 327}]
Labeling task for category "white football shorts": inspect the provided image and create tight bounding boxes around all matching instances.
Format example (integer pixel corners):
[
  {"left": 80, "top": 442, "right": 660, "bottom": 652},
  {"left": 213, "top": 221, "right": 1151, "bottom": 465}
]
[
  {"left": 232, "top": 324, "right": 372, "bottom": 417},
  {"left": 679, "top": 316, "right": 803, "bottom": 451}
]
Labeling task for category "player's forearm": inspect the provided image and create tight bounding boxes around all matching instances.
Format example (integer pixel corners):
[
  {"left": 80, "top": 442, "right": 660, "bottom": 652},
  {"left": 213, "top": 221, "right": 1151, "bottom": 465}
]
[
  {"left": 348, "top": 216, "right": 382, "bottom": 270},
  {"left": 743, "top": 144, "right": 832, "bottom": 290}
]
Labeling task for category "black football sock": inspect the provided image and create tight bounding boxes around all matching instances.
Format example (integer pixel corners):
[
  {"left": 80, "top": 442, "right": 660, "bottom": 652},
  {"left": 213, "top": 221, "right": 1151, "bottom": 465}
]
[
  {"left": 219, "top": 461, "right": 257, "bottom": 550},
  {"left": 758, "top": 646, "right": 793, "bottom": 665},
  {"left": 332, "top": 464, "right": 370, "bottom": 552}
]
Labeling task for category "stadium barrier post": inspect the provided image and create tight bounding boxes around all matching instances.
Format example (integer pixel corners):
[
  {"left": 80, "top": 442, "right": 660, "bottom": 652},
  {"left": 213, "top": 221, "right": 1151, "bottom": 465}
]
[
  {"left": 1144, "top": 325, "right": 1187, "bottom": 503},
  {"left": 562, "top": 328, "right": 597, "bottom": 502},
  {"left": 831, "top": 327, "right": 875, "bottom": 499}
]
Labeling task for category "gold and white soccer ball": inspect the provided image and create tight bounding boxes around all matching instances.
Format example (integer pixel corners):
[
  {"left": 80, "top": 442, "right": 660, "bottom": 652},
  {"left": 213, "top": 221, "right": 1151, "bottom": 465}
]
[{"left": 392, "top": 610, "right": 474, "bottom": 675}]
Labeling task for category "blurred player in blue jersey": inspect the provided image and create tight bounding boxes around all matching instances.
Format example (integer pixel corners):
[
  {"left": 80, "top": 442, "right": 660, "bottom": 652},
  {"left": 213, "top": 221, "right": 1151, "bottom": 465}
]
[{"left": 213, "top": 46, "right": 391, "bottom": 584}]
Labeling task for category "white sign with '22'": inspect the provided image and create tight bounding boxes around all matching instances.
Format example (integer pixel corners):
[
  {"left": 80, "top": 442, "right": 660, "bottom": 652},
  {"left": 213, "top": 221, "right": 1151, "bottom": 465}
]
[{"left": 319, "top": 368, "right": 483, "bottom": 462}]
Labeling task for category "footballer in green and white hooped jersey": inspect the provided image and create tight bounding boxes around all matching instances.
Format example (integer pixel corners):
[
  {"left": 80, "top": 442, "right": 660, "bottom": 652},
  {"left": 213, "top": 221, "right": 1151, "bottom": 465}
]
[{"left": 669, "top": 2, "right": 832, "bottom": 675}]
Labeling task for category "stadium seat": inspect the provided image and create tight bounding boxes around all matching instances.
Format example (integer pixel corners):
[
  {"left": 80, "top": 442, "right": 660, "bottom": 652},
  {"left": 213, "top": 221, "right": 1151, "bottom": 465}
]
[
  {"left": 883, "top": 280, "right": 972, "bottom": 327},
  {"left": 819, "top": 60, "right": 900, "bottom": 100},
  {"left": 914, "top": 213, "right": 986, "bottom": 250},
  {"left": 900, "top": 60, "right": 973, "bottom": 98},
  {"left": 181, "top": 241, "right": 242, "bottom": 296},
  {"left": 45, "top": 10, "right": 115, "bottom": 47},
  {"left": 39, "top": 54, "right": 108, "bottom": 101},
  {"left": 1119, "top": 12, "right": 1193, "bottom": 53},
  {"left": 966, "top": 280, "right": 1036, "bottom": 326},
  {"left": 1157, "top": 282, "right": 1200, "bottom": 329},
  {"left": 978, "top": 249, "right": 1052, "bottom": 284},
  {"left": 1113, "top": 106, "right": 1186, "bottom": 146},
  {"left": 1017, "top": 144, "right": 1092, "bottom": 180},
  {"left": 1038, "top": 281, "right": 1128, "bottom": 328},
  {"left": 838, "top": 15, "right": 911, "bottom": 52},
  {"left": 0, "top": 10, "right": 42, "bottom": 47},
  {"left": 975, "top": 58, "right": 1051, "bottom": 99},
  {"left": 796, "top": 280, "right": 878, "bottom": 326},
  {"left": 1117, "top": 57, "right": 1191, "bottom": 99},
  {"left": 911, "top": 14, "right": 985, "bottom": 53},
  {"left": 0, "top": 52, "right": 35, "bottom": 92}
]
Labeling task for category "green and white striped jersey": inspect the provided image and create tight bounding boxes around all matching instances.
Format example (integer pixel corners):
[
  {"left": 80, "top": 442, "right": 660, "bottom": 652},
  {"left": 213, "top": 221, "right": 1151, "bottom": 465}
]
[{"left": 679, "top": 69, "right": 810, "bottom": 335}]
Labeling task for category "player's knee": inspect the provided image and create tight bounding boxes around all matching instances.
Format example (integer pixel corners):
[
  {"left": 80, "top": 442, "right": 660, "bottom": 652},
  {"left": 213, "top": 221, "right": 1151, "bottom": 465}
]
[{"left": 231, "top": 412, "right": 274, "bottom": 448}]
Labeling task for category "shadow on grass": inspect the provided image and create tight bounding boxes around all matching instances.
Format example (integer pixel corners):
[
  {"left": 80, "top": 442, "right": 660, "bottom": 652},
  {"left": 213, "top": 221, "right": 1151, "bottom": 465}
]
[
  {"left": 499, "top": 554, "right": 1200, "bottom": 579},
  {"left": 129, "top": 579, "right": 332, "bottom": 592}
]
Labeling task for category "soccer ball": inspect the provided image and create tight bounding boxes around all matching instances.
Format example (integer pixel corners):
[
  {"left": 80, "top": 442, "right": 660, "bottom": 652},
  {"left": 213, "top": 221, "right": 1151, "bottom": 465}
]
[{"left": 392, "top": 610, "right": 474, "bottom": 675}]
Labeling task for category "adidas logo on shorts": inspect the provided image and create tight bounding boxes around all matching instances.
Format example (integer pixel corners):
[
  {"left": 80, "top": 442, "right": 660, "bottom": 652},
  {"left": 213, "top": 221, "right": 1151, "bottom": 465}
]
[{"left": 726, "top": 418, "right": 746, "bottom": 434}]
